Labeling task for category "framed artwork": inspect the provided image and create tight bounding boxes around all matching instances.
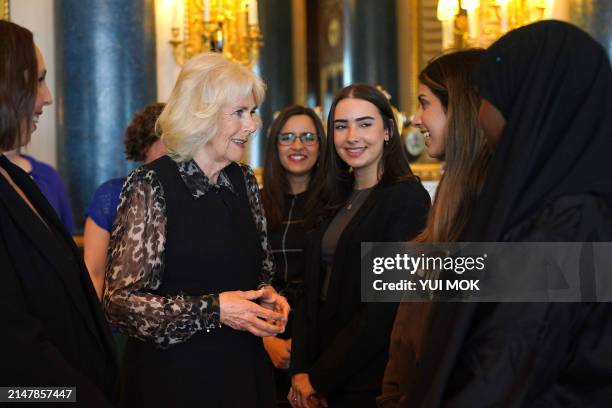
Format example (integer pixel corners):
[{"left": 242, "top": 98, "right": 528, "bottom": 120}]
[{"left": 1, "top": 0, "right": 9, "bottom": 20}]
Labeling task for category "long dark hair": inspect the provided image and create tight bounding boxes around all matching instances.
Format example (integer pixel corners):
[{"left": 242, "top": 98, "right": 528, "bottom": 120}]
[
  {"left": 306, "top": 83, "right": 416, "bottom": 227},
  {"left": 0, "top": 21, "right": 37, "bottom": 151},
  {"left": 416, "top": 49, "right": 492, "bottom": 242},
  {"left": 262, "top": 105, "right": 326, "bottom": 230}
]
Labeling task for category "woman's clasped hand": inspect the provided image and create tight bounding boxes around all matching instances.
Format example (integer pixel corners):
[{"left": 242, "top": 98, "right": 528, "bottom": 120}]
[{"left": 219, "top": 287, "right": 289, "bottom": 337}]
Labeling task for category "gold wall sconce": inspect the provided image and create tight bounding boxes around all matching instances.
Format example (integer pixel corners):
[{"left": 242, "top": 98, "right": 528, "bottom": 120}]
[
  {"left": 169, "top": 0, "right": 263, "bottom": 67},
  {"left": 437, "top": 0, "right": 557, "bottom": 49}
]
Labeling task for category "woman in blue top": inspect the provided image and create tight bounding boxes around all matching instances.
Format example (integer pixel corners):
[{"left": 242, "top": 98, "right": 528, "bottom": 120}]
[
  {"left": 83, "top": 103, "right": 167, "bottom": 299},
  {"left": 4, "top": 149, "right": 74, "bottom": 233}
]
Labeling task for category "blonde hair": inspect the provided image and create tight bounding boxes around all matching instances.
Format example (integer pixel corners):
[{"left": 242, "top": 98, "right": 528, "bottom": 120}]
[{"left": 159, "top": 52, "right": 266, "bottom": 161}]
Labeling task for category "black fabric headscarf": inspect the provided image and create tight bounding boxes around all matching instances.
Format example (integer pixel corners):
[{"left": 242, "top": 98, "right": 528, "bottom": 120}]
[
  {"left": 406, "top": 21, "right": 612, "bottom": 407},
  {"left": 466, "top": 19, "right": 612, "bottom": 241}
]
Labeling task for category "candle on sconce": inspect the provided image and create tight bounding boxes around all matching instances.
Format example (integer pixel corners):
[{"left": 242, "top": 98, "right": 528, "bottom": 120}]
[
  {"left": 551, "top": 0, "right": 568, "bottom": 20},
  {"left": 203, "top": 0, "right": 211, "bottom": 22},
  {"left": 441, "top": 20, "right": 454, "bottom": 50},
  {"left": 237, "top": 3, "right": 247, "bottom": 37},
  {"left": 467, "top": 11, "right": 478, "bottom": 44},
  {"left": 248, "top": 0, "right": 258, "bottom": 25},
  {"left": 463, "top": 0, "right": 480, "bottom": 45},
  {"left": 172, "top": 0, "right": 180, "bottom": 28},
  {"left": 497, "top": 0, "right": 508, "bottom": 33},
  {"left": 170, "top": 0, "right": 182, "bottom": 41},
  {"left": 436, "top": 0, "right": 457, "bottom": 49}
]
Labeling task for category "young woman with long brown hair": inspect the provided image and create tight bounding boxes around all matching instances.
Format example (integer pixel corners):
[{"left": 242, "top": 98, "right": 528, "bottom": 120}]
[
  {"left": 412, "top": 49, "right": 491, "bottom": 242},
  {"left": 378, "top": 49, "right": 491, "bottom": 407}
]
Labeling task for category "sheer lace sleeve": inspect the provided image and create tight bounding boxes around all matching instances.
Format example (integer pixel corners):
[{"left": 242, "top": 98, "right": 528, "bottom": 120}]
[
  {"left": 240, "top": 164, "right": 274, "bottom": 287},
  {"left": 103, "top": 166, "right": 220, "bottom": 349}
]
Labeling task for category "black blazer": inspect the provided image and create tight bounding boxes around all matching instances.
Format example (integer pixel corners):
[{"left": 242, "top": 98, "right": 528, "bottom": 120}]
[
  {"left": 0, "top": 155, "right": 118, "bottom": 407},
  {"left": 291, "top": 178, "right": 430, "bottom": 401}
]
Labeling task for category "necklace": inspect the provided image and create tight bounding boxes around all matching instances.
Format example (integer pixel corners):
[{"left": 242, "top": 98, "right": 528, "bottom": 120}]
[{"left": 346, "top": 189, "right": 364, "bottom": 210}]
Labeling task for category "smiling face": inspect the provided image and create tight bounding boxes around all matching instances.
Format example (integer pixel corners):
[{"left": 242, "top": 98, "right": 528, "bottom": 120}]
[
  {"left": 277, "top": 114, "right": 320, "bottom": 178},
  {"left": 207, "top": 93, "right": 258, "bottom": 165},
  {"left": 413, "top": 83, "right": 447, "bottom": 159},
  {"left": 333, "top": 98, "right": 388, "bottom": 182},
  {"left": 29, "top": 46, "right": 52, "bottom": 138}
]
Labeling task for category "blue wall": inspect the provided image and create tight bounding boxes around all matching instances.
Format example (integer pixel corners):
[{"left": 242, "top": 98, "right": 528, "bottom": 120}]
[{"left": 55, "top": 0, "right": 157, "bottom": 232}]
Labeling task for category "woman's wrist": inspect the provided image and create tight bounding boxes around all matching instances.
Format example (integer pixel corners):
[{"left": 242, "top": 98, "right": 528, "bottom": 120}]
[{"left": 200, "top": 293, "right": 221, "bottom": 332}]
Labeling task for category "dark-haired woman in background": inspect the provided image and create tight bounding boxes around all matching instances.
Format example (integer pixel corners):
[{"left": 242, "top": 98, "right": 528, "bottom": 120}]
[
  {"left": 84, "top": 102, "right": 167, "bottom": 299},
  {"left": 262, "top": 105, "right": 326, "bottom": 406},
  {"left": 0, "top": 20, "right": 117, "bottom": 406},
  {"left": 409, "top": 21, "right": 612, "bottom": 407},
  {"left": 290, "top": 84, "right": 430, "bottom": 407}
]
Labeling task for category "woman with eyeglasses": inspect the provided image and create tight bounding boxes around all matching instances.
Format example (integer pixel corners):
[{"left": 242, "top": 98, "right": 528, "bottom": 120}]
[
  {"left": 261, "top": 105, "right": 326, "bottom": 406},
  {"left": 289, "top": 84, "right": 430, "bottom": 407}
]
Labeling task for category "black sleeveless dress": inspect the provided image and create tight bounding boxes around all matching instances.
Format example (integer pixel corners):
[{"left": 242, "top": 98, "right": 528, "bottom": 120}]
[{"left": 120, "top": 158, "right": 275, "bottom": 407}]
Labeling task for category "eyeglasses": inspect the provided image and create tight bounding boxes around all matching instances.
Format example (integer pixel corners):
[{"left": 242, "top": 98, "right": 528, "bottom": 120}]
[{"left": 277, "top": 132, "right": 320, "bottom": 146}]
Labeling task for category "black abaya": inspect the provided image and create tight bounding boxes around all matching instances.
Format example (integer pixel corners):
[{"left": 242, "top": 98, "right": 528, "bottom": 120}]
[{"left": 409, "top": 21, "right": 612, "bottom": 407}]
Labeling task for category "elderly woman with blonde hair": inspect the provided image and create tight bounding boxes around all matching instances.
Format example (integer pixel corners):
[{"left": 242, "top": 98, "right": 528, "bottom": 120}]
[{"left": 104, "top": 53, "right": 289, "bottom": 407}]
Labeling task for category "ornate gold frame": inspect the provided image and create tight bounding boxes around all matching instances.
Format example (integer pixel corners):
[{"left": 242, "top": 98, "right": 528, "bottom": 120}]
[
  {"left": 1, "top": 0, "right": 9, "bottom": 20},
  {"left": 398, "top": 0, "right": 444, "bottom": 181}
]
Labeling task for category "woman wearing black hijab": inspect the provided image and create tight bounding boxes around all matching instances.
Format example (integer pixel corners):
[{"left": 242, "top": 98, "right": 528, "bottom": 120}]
[{"left": 407, "top": 21, "right": 612, "bottom": 407}]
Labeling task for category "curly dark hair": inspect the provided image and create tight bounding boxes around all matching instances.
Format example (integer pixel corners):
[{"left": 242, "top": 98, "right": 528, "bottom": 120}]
[{"left": 124, "top": 102, "right": 165, "bottom": 161}]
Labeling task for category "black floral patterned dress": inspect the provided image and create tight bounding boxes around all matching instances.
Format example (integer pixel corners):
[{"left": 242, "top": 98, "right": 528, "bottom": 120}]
[{"left": 104, "top": 155, "right": 275, "bottom": 407}]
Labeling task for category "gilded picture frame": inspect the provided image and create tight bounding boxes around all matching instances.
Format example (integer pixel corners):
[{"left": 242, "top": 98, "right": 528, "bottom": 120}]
[
  {"left": 396, "top": 0, "right": 444, "bottom": 181},
  {"left": 1, "top": 0, "right": 9, "bottom": 20}
]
